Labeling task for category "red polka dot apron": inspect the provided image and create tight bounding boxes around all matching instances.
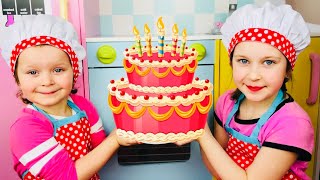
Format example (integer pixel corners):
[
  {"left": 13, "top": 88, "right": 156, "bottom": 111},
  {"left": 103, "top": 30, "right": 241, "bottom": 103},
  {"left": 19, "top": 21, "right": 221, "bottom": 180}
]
[
  {"left": 23, "top": 100, "right": 99, "bottom": 180},
  {"left": 224, "top": 91, "right": 300, "bottom": 180}
]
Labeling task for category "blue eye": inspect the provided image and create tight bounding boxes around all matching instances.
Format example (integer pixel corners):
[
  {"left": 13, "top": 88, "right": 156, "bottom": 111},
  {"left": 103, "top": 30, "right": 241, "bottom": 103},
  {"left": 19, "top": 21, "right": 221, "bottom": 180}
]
[
  {"left": 239, "top": 59, "right": 248, "bottom": 64},
  {"left": 264, "top": 60, "right": 274, "bottom": 65},
  {"left": 28, "top": 70, "right": 37, "bottom": 75},
  {"left": 54, "top": 68, "right": 63, "bottom": 73}
]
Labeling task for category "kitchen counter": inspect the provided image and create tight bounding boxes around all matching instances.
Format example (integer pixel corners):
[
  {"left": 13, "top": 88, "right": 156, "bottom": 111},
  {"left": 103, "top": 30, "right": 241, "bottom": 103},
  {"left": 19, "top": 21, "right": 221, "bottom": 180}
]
[
  {"left": 86, "top": 34, "right": 222, "bottom": 42},
  {"left": 86, "top": 31, "right": 320, "bottom": 42}
]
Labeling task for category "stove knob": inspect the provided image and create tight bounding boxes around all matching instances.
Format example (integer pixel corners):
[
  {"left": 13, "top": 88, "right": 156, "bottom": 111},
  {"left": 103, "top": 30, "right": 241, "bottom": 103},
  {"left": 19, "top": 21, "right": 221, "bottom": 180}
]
[
  {"left": 190, "top": 43, "right": 206, "bottom": 61},
  {"left": 96, "top": 45, "right": 117, "bottom": 64}
]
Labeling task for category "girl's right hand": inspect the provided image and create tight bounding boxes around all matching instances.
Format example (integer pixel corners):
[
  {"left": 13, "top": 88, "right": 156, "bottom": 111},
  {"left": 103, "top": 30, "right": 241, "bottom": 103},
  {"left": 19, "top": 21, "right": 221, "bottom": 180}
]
[{"left": 109, "top": 129, "right": 140, "bottom": 146}]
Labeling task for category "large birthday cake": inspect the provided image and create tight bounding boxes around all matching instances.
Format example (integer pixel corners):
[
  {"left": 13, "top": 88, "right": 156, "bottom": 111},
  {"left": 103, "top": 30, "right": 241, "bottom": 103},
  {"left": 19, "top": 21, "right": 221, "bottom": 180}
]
[{"left": 108, "top": 18, "right": 213, "bottom": 143}]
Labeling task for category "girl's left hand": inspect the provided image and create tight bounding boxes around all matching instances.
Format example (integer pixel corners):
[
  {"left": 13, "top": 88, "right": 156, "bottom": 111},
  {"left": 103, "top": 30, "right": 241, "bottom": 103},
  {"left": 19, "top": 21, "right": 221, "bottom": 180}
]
[
  {"left": 174, "top": 123, "right": 211, "bottom": 146},
  {"left": 174, "top": 138, "right": 195, "bottom": 146}
]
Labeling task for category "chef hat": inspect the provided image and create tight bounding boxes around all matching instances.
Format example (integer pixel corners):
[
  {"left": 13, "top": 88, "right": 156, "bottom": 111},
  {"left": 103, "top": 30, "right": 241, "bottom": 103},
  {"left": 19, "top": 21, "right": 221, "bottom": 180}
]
[
  {"left": 0, "top": 14, "right": 86, "bottom": 82},
  {"left": 220, "top": 2, "right": 310, "bottom": 69}
]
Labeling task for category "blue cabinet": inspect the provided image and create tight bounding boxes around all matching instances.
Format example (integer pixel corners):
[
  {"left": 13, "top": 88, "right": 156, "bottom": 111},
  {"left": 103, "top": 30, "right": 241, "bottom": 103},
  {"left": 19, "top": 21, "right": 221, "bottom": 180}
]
[{"left": 87, "top": 39, "right": 215, "bottom": 180}]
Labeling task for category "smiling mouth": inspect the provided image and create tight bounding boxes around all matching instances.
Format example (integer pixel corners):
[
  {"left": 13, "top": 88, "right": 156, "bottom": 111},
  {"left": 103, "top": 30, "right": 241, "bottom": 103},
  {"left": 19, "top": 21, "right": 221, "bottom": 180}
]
[
  {"left": 247, "top": 86, "right": 263, "bottom": 92},
  {"left": 39, "top": 90, "right": 58, "bottom": 95}
]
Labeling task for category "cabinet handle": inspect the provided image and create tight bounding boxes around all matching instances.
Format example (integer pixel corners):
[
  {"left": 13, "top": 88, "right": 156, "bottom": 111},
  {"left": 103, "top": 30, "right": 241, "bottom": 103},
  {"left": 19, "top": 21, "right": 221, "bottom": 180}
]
[{"left": 306, "top": 53, "right": 320, "bottom": 105}]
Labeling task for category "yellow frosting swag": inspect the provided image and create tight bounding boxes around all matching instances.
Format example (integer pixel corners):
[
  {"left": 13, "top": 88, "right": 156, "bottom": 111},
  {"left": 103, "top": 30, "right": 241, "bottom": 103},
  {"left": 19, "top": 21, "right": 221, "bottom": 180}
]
[
  {"left": 123, "top": 59, "right": 198, "bottom": 78},
  {"left": 108, "top": 94, "right": 212, "bottom": 121}
]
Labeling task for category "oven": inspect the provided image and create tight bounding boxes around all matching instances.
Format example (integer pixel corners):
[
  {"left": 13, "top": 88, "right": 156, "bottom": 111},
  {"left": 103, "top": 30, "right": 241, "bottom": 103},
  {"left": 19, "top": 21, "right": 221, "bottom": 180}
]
[{"left": 86, "top": 36, "right": 216, "bottom": 180}]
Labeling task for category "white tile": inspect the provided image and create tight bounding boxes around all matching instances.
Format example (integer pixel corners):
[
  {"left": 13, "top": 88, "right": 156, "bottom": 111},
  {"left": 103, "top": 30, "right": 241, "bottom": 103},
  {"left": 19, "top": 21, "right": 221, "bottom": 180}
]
[
  {"left": 99, "top": 0, "right": 112, "bottom": 15},
  {"left": 254, "top": 0, "right": 286, "bottom": 6},
  {"left": 133, "top": 0, "right": 155, "bottom": 15},
  {"left": 112, "top": 15, "right": 134, "bottom": 36},
  {"left": 194, "top": 14, "right": 215, "bottom": 34},
  {"left": 229, "top": 0, "right": 238, "bottom": 4},
  {"left": 215, "top": 0, "right": 229, "bottom": 13},
  {"left": 174, "top": 0, "right": 195, "bottom": 14}
]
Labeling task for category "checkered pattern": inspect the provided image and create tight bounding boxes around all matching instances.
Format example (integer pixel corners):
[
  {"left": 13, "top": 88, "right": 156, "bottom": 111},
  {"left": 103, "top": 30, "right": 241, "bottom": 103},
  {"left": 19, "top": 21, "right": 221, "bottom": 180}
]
[{"left": 98, "top": 0, "right": 278, "bottom": 36}]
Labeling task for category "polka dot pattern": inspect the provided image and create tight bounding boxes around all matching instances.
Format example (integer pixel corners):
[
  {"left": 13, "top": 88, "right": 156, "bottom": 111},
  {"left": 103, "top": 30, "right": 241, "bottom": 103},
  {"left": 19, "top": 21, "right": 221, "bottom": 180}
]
[
  {"left": 226, "top": 135, "right": 259, "bottom": 169},
  {"left": 226, "top": 135, "right": 301, "bottom": 179},
  {"left": 229, "top": 28, "right": 297, "bottom": 69},
  {"left": 23, "top": 117, "right": 100, "bottom": 180},
  {"left": 11, "top": 36, "right": 80, "bottom": 82},
  {"left": 56, "top": 117, "right": 92, "bottom": 160}
]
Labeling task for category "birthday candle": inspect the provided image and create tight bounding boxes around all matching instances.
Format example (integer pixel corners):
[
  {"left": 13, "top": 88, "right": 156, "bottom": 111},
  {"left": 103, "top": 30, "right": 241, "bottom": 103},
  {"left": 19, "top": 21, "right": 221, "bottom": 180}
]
[
  {"left": 144, "top": 24, "right": 152, "bottom": 57},
  {"left": 133, "top": 26, "right": 143, "bottom": 57},
  {"left": 180, "top": 28, "right": 187, "bottom": 57},
  {"left": 157, "top": 17, "right": 165, "bottom": 58},
  {"left": 171, "top": 24, "right": 178, "bottom": 56}
]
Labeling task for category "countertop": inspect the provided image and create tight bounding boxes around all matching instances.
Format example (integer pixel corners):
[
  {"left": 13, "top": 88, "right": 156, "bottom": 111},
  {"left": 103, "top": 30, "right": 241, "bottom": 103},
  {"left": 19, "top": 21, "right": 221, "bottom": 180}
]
[
  {"left": 86, "top": 33, "right": 320, "bottom": 42},
  {"left": 86, "top": 34, "right": 222, "bottom": 42},
  {"left": 86, "top": 23, "right": 320, "bottom": 42}
]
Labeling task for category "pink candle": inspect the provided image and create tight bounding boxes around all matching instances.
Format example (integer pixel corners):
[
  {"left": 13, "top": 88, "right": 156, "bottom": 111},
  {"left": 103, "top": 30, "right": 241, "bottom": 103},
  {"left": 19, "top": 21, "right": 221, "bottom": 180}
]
[{"left": 171, "top": 24, "right": 178, "bottom": 56}]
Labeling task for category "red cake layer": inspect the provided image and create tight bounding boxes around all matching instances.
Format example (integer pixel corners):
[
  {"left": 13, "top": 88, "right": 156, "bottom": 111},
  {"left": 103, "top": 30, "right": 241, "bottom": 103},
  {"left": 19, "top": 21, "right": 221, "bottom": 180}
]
[
  {"left": 108, "top": 79, "right": 213, "bottom": 134},
  {"left": 123, "top": 50, "right": 197, "bottom": 87},
  {"left": 110, "top": 94, "right": 211, "bottom": 134}
]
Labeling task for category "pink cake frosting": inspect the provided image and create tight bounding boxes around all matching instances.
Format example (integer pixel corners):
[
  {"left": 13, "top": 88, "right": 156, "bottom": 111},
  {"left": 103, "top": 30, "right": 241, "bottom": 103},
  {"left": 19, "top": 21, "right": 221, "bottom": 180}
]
[
  {"left": 123, "top": 46, "right": 197, "bottom": 87},
  {"left": 108, "top": 43, "right": 213, "bottom": 143}
]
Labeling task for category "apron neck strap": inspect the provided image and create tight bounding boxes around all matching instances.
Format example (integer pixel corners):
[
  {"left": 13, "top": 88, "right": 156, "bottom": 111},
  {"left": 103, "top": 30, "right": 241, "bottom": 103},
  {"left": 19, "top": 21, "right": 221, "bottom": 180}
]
[{"left": 225, "top": 90, "right": 284, "bottom": 147}]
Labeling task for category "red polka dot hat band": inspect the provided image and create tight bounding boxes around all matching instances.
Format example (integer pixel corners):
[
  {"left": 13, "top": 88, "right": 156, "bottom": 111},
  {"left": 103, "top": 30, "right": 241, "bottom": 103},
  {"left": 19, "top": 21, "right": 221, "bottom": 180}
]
[
  {"left": 228, "top": 28, "right": 296, "bottom": 69},
  {"left": 0, "top": 15, "right": 86, "bottom": 83},
  {"left": 10, "top": 36, "right": 80, "bottom": 82},
  {"left": 220, "top": 3, "right": 311, "bottom": 71}
]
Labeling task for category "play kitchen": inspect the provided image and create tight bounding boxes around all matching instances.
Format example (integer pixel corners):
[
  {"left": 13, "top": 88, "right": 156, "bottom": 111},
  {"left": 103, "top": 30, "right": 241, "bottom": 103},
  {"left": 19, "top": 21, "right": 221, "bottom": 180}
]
[
  {"left": 86, "top": 33, "right": 217, "bottom": 179},
  {"left": 1, "top": 0, "right": 320, "bottom": 179}
]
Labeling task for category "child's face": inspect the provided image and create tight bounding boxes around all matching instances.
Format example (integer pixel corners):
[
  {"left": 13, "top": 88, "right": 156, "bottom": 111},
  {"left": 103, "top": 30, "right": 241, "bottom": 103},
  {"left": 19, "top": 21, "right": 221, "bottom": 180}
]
[
  {"left": 232, "top": 41, "right": 287, "bottom": 103},
  {"left": 16, "top": 45, "right": 73, "bottom": 109}
]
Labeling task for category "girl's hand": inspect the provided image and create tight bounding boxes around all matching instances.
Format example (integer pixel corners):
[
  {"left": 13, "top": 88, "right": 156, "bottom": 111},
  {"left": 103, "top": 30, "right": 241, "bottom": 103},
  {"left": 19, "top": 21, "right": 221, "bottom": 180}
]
[
  {"left": 197, "top": 123, "right": 212, "bottom": 143},
  {"left": 174, "top": 138, "right": 195, "bottom": 146},
  {"left": 175, "top": 123, "right": 212, "bottom": 146},
  {"left": 109, "top": 129, "right": 141, "bottom": 146}
]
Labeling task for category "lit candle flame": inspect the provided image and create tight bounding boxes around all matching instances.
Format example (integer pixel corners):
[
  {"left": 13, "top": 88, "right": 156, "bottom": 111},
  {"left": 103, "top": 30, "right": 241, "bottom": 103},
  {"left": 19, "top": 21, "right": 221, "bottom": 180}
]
[
  {"left": 157, "top": 17, "right": 164, "bottom": 29},
  {"left": 172, "top": 24, "right": 178, "bottom": 35},
  {"left": 133, "top": 26, "right": 139, "bottom": 35},
  {"left": 144, "top": 24, "right": 150, "bottom": 34},
  {"left": 182, "top": 28, "right": 187, "bottom": 37}
]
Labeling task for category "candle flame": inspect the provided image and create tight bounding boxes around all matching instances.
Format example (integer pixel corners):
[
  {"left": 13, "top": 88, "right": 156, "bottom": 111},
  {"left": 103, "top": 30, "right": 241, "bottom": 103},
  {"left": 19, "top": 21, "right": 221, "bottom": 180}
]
[
  {"left": 144, "top": 24, "right": 150, "bottom": 34},
  {"left": 133, "top": 26, "right": 139, "bottom": 35},
  {"left": 182, "top": 28, "right": 187, "bottom": 37},
  {"left": 172, "top": 24, "right": 178, "bottom": 35},
  {"left": 157, "top": 17, "right": 164, "bottom": 29}
]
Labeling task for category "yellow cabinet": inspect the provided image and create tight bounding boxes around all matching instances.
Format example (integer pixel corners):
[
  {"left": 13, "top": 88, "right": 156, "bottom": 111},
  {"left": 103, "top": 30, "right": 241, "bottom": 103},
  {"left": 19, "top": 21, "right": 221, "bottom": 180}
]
[{"left": 214, "top": 37, "right": 320, "bottom": 179}]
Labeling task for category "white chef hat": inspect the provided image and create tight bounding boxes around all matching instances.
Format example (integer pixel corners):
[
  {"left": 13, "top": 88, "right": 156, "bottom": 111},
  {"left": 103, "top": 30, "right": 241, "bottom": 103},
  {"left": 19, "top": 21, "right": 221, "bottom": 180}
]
[
  {"left": 0, "top": 14, "right": 86, "bottom": 82},
  {"left": 220, "top": 2, "right": 310, "bottom": 70}
]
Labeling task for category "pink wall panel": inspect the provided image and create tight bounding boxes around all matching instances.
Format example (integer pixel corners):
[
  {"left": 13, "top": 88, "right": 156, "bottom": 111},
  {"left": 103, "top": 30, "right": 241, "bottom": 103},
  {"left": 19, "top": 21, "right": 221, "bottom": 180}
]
[
  {"left": 0, "top": 55, "right": 22, "bottom": 179},
  {"left": 0, "top": 0, "right": 100, "bottom": 178}
]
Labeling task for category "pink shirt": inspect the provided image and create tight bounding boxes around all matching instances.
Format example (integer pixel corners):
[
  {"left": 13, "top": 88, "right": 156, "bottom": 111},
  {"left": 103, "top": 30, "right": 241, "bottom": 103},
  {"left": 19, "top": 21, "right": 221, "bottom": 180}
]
[
  {"left": 10, "top": 95, "right": 106, "bottom": 179},
  {"left": 215, "top": 90, "right": 314, "bottom": 180}
]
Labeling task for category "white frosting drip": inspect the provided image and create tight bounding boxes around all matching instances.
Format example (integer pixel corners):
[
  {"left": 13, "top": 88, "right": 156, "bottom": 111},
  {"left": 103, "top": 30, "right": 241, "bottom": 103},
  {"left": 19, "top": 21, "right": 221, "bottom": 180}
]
[
  {"left": 108, "top": 78, "right": 213, "bottom": 107},
  {"left": 116, "top": 129, "right": 204, "bottom": 143},
  {"left": 124, "top": 46, "right": 198, "bottom": 68}
]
